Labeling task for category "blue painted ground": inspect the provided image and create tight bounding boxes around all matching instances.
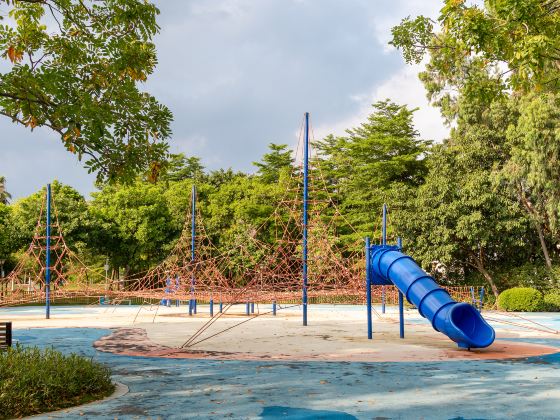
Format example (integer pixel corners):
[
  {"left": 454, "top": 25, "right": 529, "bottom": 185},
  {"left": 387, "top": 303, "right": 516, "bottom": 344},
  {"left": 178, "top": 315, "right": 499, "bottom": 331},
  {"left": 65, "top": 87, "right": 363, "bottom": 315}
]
[{"left": 13, "top": 325, "right": 560, "bottom": 420}]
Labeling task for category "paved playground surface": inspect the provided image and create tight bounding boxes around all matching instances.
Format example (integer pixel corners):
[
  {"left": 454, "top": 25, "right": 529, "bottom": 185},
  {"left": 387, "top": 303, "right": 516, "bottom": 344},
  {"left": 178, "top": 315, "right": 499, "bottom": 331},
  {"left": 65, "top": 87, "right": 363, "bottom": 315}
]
[{"left": 2, "top": 305, "right": 560, "bottom": 419}]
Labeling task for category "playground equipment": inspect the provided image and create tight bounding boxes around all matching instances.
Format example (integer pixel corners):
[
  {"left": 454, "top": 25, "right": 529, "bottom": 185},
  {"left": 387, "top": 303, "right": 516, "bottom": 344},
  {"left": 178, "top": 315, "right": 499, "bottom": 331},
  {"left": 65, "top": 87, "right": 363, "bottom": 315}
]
[{"left": 365, "top": 205, "right": 495, "bottom": 349}]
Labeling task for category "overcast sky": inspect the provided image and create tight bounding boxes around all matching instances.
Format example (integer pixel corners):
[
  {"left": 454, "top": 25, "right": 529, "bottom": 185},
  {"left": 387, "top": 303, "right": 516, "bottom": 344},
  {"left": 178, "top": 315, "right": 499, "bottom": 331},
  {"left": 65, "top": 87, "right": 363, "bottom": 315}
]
[{"left": 0, "top": 0, "right": 448, "bottom": 200}]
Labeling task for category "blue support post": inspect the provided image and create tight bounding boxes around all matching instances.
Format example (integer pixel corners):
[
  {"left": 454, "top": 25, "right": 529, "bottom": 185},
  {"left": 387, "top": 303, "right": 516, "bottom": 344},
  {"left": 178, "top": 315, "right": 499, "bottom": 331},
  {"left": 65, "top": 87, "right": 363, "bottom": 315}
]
[
  {"left": 381, "top": 204, "right": 387, "bottom": 314},
  {"left": 273, "top": 300, "right": 277, "bottom": 316},
  {"left": 251, "top": 302, "right": 255, "bottom": 314},
  {"left": 210, "top": 299, "right": 214, "bottom": 317},
  {"left": 162, "top": 276, "right": 170, "bottom": 306},
  {"left": 397, "top": 236, "right": 404, "bottom": 338},
  {"left": 398, "top": 291, "right": 405, "bottom": 339},
  {"left": 45, "top": 184, "right": 51, "bottom": 320},
  {"left": 366, "top": 237, "right": 372, "bottom": 339},
  {"left": 175, "top": 276, "right": 180, "bottom": 306},
  {"left": 479, "top": 287, "right": 485, "bottom": 311},
  {"left": 470, "top": 286, "right": 476, "bottom": 308},
  {"left": 190, "top": 185, "right": 196, "bottom": 316},
  {"left": 246, "top": 302, "right": 250, "bottom": 316},
  {"left": 219, "top": 301, "right": 223, "bottom": 313},
  {"left": 302, "top": 112, "right": 309, "bottom": 326}
]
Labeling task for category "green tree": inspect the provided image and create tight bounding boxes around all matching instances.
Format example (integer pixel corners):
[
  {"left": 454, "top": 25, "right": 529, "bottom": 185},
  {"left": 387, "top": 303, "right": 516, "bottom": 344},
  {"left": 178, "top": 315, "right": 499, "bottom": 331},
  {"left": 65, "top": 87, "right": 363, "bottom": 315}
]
[
  {"left": 88, "top": 181, "right": 174, "bottom": 280},
  {"left": 499, "top": 93, "right": 560, "bottom": 268},
  {"left": 9, "top": 181, "right": 89, "bottom": 252},
  {"left": 253, "top": 143, "right": 294, "bottom": 183},
  {"left": 0, "top": 202, "right": 14, "bottom": 262},
  {"left": 0, "top": 176, "right": 11, "bottom": 204},
  {"left": 391, "top": 0, "right": 560, "bottom": 96},
  {"left": 394, "top": 100, "right": 531, "bottom": 297},
  {"left": 162, "top": 153, "right": 205, "bottom": 183},
  {"left": 313, "top": 101, "right": 431, "bottom": 246},
  {"left": 0, "top": 0, "right": 172, "bottom": 181},
  {"left": 391, "top": 1, "right": 560, "bottom": 269}
]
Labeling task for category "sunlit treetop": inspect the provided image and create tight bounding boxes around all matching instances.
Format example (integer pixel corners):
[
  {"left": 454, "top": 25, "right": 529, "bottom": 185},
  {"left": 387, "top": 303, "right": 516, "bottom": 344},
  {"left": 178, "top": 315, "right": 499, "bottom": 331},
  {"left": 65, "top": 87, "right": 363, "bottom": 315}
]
[
  {"left": 0, "top": 0, "right": 172, "bottom": 182},
  {"left": 391, "top": 0, "right": 560, "bottom": 121}
]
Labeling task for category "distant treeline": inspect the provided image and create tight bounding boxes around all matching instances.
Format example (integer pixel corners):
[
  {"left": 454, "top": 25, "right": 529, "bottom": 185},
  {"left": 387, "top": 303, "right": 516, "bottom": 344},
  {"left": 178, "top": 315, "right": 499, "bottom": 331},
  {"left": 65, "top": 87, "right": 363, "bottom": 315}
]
[{"left": 1, "top": 98, "right": 560, "bottom": 297}]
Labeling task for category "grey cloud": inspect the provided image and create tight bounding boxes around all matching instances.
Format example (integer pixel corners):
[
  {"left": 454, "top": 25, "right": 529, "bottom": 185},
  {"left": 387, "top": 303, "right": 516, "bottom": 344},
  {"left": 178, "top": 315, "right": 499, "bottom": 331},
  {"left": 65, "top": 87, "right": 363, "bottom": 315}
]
[{"left": 0, "top": 0, "right": 439, "bottom": 199}]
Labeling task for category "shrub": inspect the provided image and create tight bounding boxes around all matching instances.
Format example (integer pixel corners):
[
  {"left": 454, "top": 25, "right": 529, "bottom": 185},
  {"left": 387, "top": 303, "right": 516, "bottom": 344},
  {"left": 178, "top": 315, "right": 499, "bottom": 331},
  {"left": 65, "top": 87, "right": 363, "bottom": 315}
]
[
  {"left": 0, "top": 345, "right": 114, "bottom": 419},
  {"left": 544, "top": 292, "right": 560, "bottom": 312},
  {"left": 497, "top": 287, "right": 545, "bottom": 312}
]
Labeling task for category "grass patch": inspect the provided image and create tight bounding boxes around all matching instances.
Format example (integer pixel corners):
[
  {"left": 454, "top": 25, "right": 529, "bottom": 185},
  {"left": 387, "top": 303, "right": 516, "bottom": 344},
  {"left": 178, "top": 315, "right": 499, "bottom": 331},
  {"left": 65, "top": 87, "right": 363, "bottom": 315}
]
[{"left": 0, "top": 345, "right": 114, "bottom": 419}]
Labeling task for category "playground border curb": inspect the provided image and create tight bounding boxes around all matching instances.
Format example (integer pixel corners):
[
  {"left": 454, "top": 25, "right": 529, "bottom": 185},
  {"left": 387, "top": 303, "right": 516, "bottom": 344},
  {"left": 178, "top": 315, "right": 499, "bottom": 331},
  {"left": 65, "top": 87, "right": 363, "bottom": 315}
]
[{"left": 25, "top": 381, "right": 129, "bottom": 419}]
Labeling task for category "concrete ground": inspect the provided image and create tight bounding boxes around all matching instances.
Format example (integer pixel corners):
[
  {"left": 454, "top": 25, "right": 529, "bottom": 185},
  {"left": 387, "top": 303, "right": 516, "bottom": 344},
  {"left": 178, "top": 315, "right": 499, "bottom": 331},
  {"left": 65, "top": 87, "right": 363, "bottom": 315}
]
[{"left": 2, "top": 304, "right": 560, "bottom": 419}]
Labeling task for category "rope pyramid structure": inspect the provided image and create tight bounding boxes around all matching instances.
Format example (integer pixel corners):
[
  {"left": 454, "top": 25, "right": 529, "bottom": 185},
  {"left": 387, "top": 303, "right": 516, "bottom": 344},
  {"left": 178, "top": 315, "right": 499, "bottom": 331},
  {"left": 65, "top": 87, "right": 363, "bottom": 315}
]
[
  {"left": 0, "top": 114, "right": 478, "bottom": 317},
  {"left": 0, "top": 190, "right": 110, "bottom": 307}
]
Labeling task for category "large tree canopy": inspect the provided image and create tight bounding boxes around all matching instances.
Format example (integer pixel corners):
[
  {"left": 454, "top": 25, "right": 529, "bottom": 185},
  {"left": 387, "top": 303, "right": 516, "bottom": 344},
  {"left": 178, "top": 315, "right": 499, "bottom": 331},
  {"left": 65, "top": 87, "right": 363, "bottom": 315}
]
[
  {"left": 0, "top": 0, "right": 172, "bottom": 181},
  {"left": 388, "top": 0, "right": 560, "bottom": 291},
  {"left": 391, "top": 0, "right": 560, "bottom": 122}
]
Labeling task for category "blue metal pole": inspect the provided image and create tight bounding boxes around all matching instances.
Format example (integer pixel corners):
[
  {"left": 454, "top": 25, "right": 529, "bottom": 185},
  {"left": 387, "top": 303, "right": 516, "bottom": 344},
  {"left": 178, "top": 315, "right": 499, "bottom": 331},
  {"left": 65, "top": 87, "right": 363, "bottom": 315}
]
[
  {"left": 163, "top": 276, "right": 170, "bottom": 306},
  {"left": 479, "top": 287, "right": 485, "bottom": 311},
  {"left": 366, "top": 237, "right": 372, "bottom": 339},
  {"left": 302, "top": 112, "right": 310, "bottom": 326},
  {"left": 246, "top": 302, "right": 250, "bottom": 316},
  {"left": 190, "top": 185, "right": 196, "bottom": 315},
  {"left": 176, "top": 275, "right": 180, "bottom": 306},
  {"left": 397, "top": 237, "right": 404, "bottom": 338},
  {"left": 210, "top": 299, "right": 214, "bottom": 317},
  {"left": 251, "top": 302, "right": 255, "bottom": 314},
  {"left": 45, "top": 184, "right": 51, "bottom": 320},
  {"left": 273, "top": 300, "right": 277, "bottom": 316},
  {"left": 398, "top": 291, "right": 404, "bottom": 339},
  {"left": 382, "top": 204, "right": 387, "bottom": 246},
  {"left": 381, "top": 204, "right": 387, "bottom": 314},
  {"left": 219, "top": 301, "right": 223, "bottom": 313}
]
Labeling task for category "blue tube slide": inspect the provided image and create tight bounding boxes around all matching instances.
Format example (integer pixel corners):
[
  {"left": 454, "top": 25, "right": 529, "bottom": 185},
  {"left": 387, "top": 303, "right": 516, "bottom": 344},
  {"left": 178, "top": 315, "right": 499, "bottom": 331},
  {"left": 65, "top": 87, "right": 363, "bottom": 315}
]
[{"left": 370, "top": 247, "right": 495, "bottom": 349}]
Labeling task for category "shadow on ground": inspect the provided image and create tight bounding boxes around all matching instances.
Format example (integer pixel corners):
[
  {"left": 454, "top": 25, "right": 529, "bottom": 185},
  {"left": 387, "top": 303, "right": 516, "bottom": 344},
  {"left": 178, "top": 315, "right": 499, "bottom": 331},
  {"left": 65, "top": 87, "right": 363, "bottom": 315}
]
[{"left": 15, "top": 327, "right": 560, "bottom": 419}]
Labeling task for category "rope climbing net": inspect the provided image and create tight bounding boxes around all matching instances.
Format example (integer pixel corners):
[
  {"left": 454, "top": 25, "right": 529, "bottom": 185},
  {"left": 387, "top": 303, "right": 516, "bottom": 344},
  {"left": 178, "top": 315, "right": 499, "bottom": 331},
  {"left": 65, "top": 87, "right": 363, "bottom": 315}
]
[{"left": 0, "top": 115, "right": 487, "bottom": 317}]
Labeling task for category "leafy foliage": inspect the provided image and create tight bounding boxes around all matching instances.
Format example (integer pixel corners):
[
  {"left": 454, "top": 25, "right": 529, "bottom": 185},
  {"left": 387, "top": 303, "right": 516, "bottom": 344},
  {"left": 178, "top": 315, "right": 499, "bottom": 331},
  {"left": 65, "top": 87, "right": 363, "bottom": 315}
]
[
  {"left": 0, "top": 175, "right": 11, "bottom": 204},
  {"left": 9, "top": 180, "right": 89, "bottom": 252},
  {"left": 88, "top": 181, "right": 174, "bottom": 277},
  {"left": 497, "top": 287, "right": 545, "bottom": 312},
  {"left": 391, "top": 0, "right": 560, "bottom": 94},
  {"left": 0, "top": 0, "right": 172, "bottom": 182},
  {"left": 544, "top": 292, "right": 560, "bottom": 311},
  {"left": 313, "top": 100, "right": 431, "bottom": 247},
  {"left": 0, "top": 345, "right": 114, "bottom": 419}
]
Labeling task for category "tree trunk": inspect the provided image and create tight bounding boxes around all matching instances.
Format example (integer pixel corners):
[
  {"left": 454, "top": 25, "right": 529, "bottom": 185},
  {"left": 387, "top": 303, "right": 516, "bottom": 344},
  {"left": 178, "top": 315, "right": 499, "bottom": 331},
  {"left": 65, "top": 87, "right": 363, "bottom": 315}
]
[
  {"left": 124, "top": 265, "right": 131, "bottom": 290},
  {"left": 535, "top": 221, "right": 552, "bottom": 269},
  {"left": 473, "top": 257, "right": 499, "bottom": 298},
  {"left": 519, "top": 190, "right": 552, "bottom": 269}
]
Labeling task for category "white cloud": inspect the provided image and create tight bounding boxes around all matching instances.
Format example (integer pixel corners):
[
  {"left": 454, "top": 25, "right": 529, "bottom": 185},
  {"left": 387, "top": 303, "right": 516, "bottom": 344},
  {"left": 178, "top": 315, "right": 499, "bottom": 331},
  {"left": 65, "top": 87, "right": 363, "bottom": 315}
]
[{"left": 313, "top": 64, "right": 449, "bottom": 145}]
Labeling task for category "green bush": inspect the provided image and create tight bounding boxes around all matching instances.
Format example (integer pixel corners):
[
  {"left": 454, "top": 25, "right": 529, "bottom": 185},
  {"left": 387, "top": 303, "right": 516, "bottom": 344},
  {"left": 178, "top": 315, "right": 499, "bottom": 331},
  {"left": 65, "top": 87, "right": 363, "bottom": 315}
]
[
  {"left": 497, "top": 287, "right": 545, "bottom": 312},
  {"left": 0, "top": 345, "right": 114, "bottom": 419},
  {"left": 544, "top": 292, "right": 560, "bottom": 311}
]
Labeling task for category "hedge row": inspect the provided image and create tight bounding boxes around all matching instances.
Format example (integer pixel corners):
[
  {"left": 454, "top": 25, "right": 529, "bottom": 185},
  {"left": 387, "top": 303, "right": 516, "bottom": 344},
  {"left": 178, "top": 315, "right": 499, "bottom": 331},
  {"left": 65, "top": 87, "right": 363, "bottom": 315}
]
[
  {"left": 0, "top": 345, "right": 114, "bottom": 419},
  {"left": 497, "top": 287, "right": 560, "bottom": 312}
]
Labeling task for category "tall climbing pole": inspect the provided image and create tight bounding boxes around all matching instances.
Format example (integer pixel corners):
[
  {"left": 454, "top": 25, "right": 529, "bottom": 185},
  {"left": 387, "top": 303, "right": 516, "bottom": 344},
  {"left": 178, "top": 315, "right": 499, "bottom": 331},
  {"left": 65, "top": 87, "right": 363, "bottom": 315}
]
[
  {"left": 189, "top": 185, "right": 197, "bottom": 315},
  {"left": 303, "top": 112, "right": 309, "bottom": 326},
  {"left": 366, "top": 236, "right": 372, "bottom": 339},
  {"left": 381, "top": 203, "right": 387, "bottom": 314},
  {"left": 45, "top": 184, "right": 51, "bottom": 319}
]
